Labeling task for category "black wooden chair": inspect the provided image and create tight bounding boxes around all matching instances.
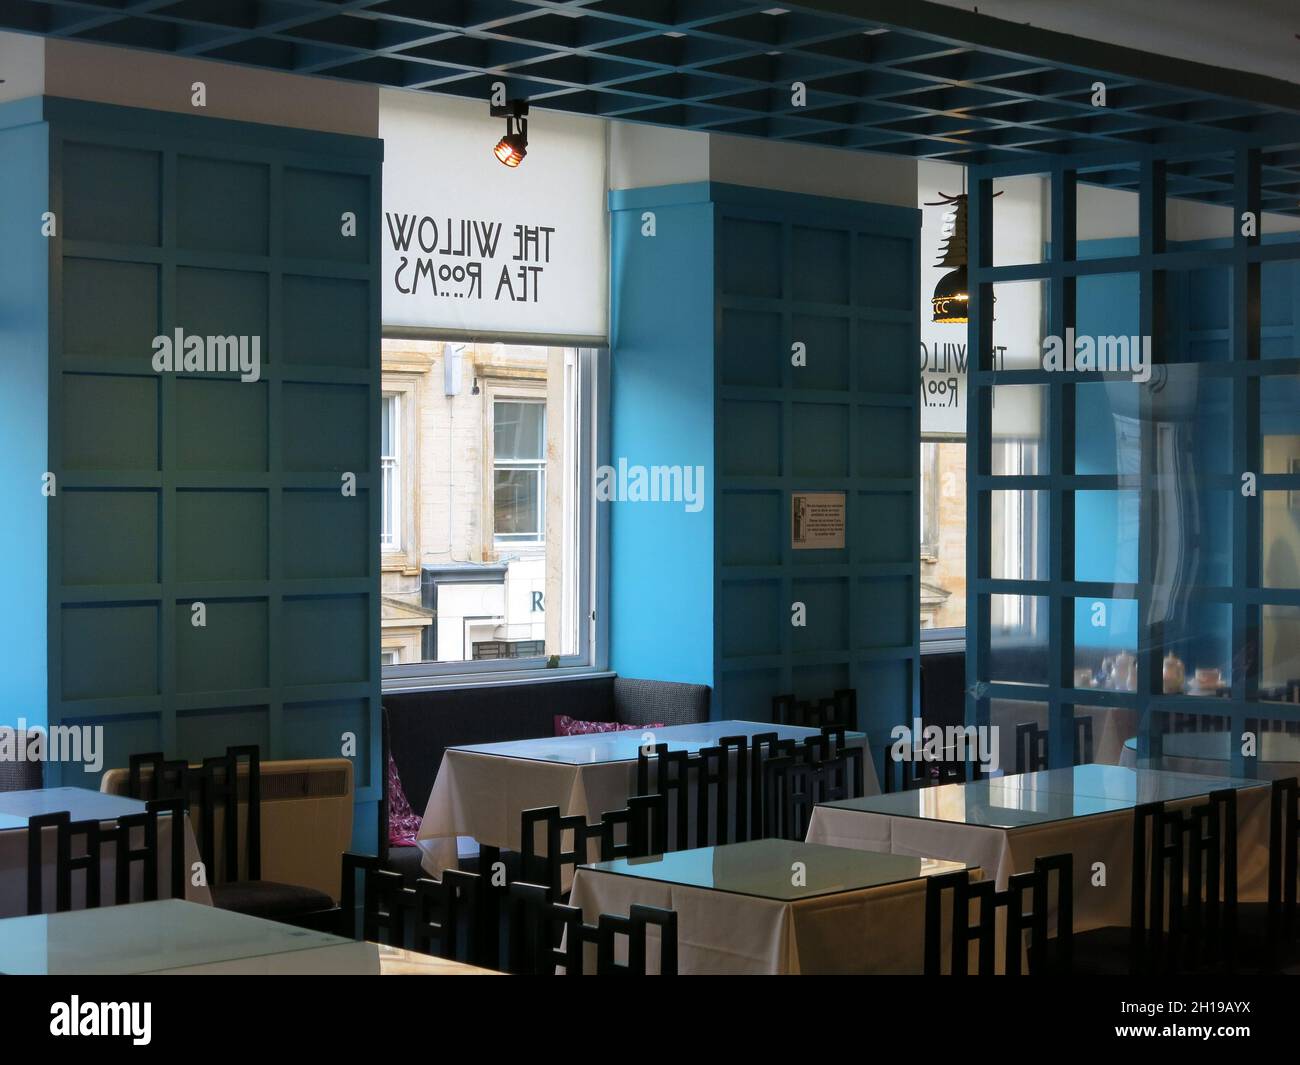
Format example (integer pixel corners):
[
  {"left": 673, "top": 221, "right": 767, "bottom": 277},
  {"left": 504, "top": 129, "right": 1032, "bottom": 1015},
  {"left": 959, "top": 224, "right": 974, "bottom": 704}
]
[
  {"left": 200, "top": 745, "right": 334, "bottom": 923},
  {"left": 1014, "top": 716, "right": 1095, "bottom": 775},
  {"left": 598, "top": 793, "right": 668, "bottom": 860},
  {"left": 596, "top": 905, "right": 679, "bottom": 975},
  {"left": 924, "top": 853, "right": 1073, "bottom": 975},
  {"left": 771, "top": 689, "right": 857, "bottom": 730},
  {"left": 26, "top": 804, "right": 183, "bottom": 914},
  {"left": 1235, "top": 777, "right": 1298, "bottom": 971},
  {"left": 1071, "top": 796, "right": 1236, "bottom": 975},
  {"left": 127, "top": 751, "right": 193, "bottom": 809}
]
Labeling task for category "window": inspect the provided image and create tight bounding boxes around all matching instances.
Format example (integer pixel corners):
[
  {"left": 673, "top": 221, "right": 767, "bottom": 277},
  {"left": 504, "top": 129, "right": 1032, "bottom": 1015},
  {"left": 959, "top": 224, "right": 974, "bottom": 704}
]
[
  {"left": 379, "top": 341, "right": 597, "bottom": 683},
  {"left": 493, "top": 400, "right": 545, "bottom": 544},
  {"left": 381, "top": 394, "right": 401, "bottom": 552},
  {"left": 920, "top": 437, "right": 966, "bottom": 635}
]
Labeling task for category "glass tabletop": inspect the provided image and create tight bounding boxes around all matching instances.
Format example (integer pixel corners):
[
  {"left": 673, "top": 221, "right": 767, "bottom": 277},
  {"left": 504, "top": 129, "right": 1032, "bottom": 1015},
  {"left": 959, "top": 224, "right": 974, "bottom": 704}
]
[
  {"left": 451, "top": 719, "right": 864, "bottom": 766},
  {"left": 1132, "top": 731, "right": 1300, "bottom": 764},
  {"left": 820, "top": 764, "right": 1266, "bottom": 828},
  {"left": 0, "top": 787, "right": 147, "bottom": 832},
  {"left": 582, "top": 838, "right": 965, "bottom": 901},
  {"left": 0, "top": 899, "right": 352, "bottom": 974}
]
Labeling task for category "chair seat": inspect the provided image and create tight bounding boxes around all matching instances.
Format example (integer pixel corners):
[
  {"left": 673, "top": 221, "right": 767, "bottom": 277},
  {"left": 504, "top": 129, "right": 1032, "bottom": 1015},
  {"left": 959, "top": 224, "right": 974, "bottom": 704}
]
[{"left": 210, "top": 879, "right": 334, "bottom": 920}]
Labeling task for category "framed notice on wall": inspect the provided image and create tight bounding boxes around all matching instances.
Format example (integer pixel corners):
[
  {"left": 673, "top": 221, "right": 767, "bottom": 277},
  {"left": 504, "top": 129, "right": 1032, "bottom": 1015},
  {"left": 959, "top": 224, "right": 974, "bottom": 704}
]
[{"left": 792, "top": 492, "right": 846, "bottom": 550}]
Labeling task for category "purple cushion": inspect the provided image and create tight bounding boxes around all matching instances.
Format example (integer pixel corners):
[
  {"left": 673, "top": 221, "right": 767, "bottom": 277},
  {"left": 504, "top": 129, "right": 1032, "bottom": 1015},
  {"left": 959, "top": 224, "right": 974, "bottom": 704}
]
[
  {"left": 554, "top": 714, "right": 665, "bottom": 737},
  {"left": 387, "top": 752, "right": 423, "bottom": 848}
]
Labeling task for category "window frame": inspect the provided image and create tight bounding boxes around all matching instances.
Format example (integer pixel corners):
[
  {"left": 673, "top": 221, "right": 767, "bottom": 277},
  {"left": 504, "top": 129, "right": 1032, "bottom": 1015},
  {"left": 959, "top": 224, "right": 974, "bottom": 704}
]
[
  {"left": 490, "top": 394, "right": 548, "bottom": 548},
  {"left": 381, "top": 340, "right": 606, "bottom": 692},
  {"left": 381, "top": 393, "right": 402, "bottom": 553}
]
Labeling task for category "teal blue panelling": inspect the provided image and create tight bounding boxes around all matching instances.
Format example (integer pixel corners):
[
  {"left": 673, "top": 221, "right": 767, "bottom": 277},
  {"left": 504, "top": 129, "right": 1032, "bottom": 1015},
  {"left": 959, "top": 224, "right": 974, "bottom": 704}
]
[
  {"left": 63, "top": 142, "right": 161, "bottom": 247},
  {"left": 0, "top": 107, "right": 50, "bottom": 725},
  {"left": 62, "top": 374, "right": 159, "bottom": 472},
  {"left": 608, "top": 186, "right": 715, "bottom": 687},
  {"left": 61, "top": 711, "right": 161, "bottom": 790},
  {"left": 25, "top": 97, "right": 383, "bottom": 834},
  {"left": 711, "top": 184, "right": 921, "bottom": 738},
  {"left": 175, "top": 379, "right": 268, "bottom": 472},
  {"left": 60, "top": 603, "right": 159, "bottom": 701},
  {"left": 610, "top": 181, "right": 920, "bottom": 733},
  {"left": 176, "top": 156, "right": 269, "bottom": 256}
]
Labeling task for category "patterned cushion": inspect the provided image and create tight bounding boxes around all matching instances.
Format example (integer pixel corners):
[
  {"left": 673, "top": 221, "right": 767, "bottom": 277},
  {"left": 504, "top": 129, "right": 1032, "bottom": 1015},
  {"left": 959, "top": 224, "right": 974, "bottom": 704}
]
[
  {"left": 554, "top": 714, "right": 664, "bottom": 737},
  {"left": 386, "top": 752, "right": 423, "bottom": 848}
]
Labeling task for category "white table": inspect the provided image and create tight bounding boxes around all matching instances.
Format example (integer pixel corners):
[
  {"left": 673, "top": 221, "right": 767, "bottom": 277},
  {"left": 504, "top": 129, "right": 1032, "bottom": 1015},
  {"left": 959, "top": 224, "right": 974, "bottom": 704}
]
[
  {"left": 806, "top": 764, "right": 1270, "bottom": 934},
  {"left": 0, "top": 787, "right": 211, "bottom": 916},
  {"left": 1122, "top": 731, "right": 1300, "bottom": 779},
  {"left": 417, "top": 720, "right": 877, "bottom": 883},
  {"left": 568, "top": 837, "right": 965, "bottom": 974}
]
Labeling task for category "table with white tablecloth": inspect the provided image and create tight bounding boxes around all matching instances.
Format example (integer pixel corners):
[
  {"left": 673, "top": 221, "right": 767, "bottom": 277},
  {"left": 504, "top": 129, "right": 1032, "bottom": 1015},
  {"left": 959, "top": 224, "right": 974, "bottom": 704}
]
[
  {"left": 0, "top": 788, "right": 211, "bottom": 916},
  {"left": 417, "top": 720, "right": 877, "bottom": 883},
  {"left": 567, "top": 838, "right": 967, "bottom": 974},
  {"left": 806, "top": 764, "right": 1270, "bottom": 934}
]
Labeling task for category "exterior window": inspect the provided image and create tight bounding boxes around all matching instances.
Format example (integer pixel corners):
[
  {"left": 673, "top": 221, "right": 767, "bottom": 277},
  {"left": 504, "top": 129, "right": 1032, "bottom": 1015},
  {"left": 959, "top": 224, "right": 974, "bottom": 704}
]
[
  {"left": 381, "top": 394, "right": 401, "bottom": 552},
  {"left": 472, "top": 639, "right": 546, "bottom": 661},
  {"left": 493, "top": 400, "right": 546, "bottom": 544}
]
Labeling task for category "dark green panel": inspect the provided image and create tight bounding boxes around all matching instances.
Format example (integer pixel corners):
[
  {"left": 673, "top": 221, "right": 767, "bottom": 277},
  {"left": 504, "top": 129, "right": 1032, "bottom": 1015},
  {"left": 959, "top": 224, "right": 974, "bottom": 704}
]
[
  {"left": 175, "top": 267, "right": 269, "bottom": 363},
  {"left": 62, "top": 373, "right": 159, "bottom": 471},
  {"left": 175, "top": 490, "right": 268, "bottom": 582},
  {"left": 719, "top": 400, "right": 782, "bottom": 477},
  {"left": 792, "top": 225, "right": 850, "bottom": 305},
  {"left": 282, "top": 382, "right": 369, "bottom": 472},
  {"left": 719, "top": 490, "right": 781, "bottom": 566},
  {"left": 175, "top": 705, "right": 270, "bottom": 764},
  {"left": 176, "top": 598, "right": 269, "bottom": 693},
  {"left": 718, "top": 668, "right": 781, "bottom": 720},
  {"left": 859, "top": 320, "right": 914, "bottom": 395},
  {"left": 61, "top": 489, "right": 159, "bottom": 585},
  {"left": 720, "top": 309, "right": 782, "bottom": 388},
  {"left": 857, "top": 407, "right": 911, "bottom": 477},
  {"left": 53, "top": 712, "right": 161, "bottom": 790},
  {"left": 282, "top": 168, "right": 370, "bottom": 263},
  {"left": 62, "top": 259, "right": 159, "bottom": 361},
  {"left": 282, "top": 275, "right": 369, "bottom": 367},
  {"left": 792, "top": 314, "right": 849, "bottom": 391},
  {"left": 175, "top": 378, "right": 268, "bottom": 472},
  {"left": 793, "top": 402, "right": 848, "bottom": 477},
  {"left": 61, "top": 603, "right": 159, "bottom": 700},
  {"left": 282, "top": 594, "right": 369, "bottom": 687},
  {"left": 176, "top": 155, "right": 269, "bottom": 256},
  {"left": 856, "top": 576, "right": 912, "bottom": 648},
  {"left": 720, "top": 579, "right": 781, "bottom": 657},
  {"left": 282, "top": 698, "right": 370, "bottom": 784},
  {"left": 282, "top": 489, "right": 369, "bottom": 580},
  {"left": 855, "top": 492, "right": 911, "bottom": 563},
  {"left": 858, "top": 235, "right": 912, "bottom": 310},
  {"left": 62, "top": 142, "right": 161, "bottom": 246},
  {"left": 793, "top": 662, "right": 851, "bottom": 701},
  {"left": 792, "top": 576, "right": 849, "bottom": 652},
  {"left": 721, "top": 217, "right": 782, "bottom": 298}
]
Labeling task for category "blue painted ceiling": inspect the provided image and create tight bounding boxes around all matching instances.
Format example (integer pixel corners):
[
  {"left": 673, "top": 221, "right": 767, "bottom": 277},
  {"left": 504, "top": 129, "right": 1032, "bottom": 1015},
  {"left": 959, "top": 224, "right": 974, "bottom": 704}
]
[{"left": 5, "top": 0, "right": 1300, "bottom": 212}]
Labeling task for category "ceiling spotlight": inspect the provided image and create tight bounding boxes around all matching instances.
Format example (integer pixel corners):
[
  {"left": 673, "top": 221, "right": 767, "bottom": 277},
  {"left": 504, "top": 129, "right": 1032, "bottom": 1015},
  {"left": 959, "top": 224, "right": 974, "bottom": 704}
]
[{"left": 491, "top": 99, "right": 529, "bottom": 168}]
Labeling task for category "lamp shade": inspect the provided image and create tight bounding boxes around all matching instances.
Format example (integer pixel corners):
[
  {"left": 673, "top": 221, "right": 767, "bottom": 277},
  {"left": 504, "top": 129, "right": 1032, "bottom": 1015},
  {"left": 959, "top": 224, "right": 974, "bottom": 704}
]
[{"left": 932, "top": 266, "right": 969, "bottom": 323}]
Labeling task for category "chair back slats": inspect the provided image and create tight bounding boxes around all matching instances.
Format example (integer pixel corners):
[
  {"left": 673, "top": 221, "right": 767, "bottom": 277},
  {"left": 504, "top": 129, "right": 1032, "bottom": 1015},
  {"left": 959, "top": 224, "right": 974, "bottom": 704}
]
[
  {"left": 147, "top": 798, "right": 188, "bottom": 901},
  {"left": 199, "top": 745, "right": 262, "bottom": 885},
  {"left": 128, "top": 752, "right": 192, "bottom": 810},
  {"left": 925, "top": 854, "right": 1072, "bottom": 976},
  {"left": 596, "top": 905, "right": 677, "bottom": 975},
  {"left": 113, "top": 811, "right": 159, "bottom": 906}
]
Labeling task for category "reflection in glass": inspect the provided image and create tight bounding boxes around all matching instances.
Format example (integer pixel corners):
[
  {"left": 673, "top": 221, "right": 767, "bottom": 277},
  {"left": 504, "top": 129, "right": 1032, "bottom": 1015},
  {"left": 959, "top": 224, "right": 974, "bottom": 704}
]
[
  {"left": 1074, "top": 491, "right": 1139, "bottom": 583},
  {"left": 991, "top": 384, "right": 1046, "bottom": 475},
  {"left": 988, "top": 594, "right": 1048, "bottom": 687},
  {"left": 1262, "top": 376, "right": 1300, "bottom": 473},
  {"left": 1072, "top": 597, "right": 1138, "bottom": 691},
  {"left": 1263, "top": 492, "right": 1300, "bottom": 590},
  {"left": 1074, "top": 382, "right": 1140, "bottom": 477},
  {"left": 1261, "top": 605, "right": 1300, "bottom": 703},
  {"left": 990, "top": 279, "right": 1046, "bottom": 370},
  {"left": 1262, "top": 260, "right": 1300, "bottom": 360},
  {"left": 989, "top": 491, "right": 1046, "bottom": 581}
]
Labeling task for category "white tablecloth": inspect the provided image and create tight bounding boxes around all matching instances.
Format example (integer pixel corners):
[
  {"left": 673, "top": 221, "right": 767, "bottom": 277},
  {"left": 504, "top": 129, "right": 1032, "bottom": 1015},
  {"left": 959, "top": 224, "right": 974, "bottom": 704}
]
[
  {"left": 417, "top": 725, "right": 878, "bottom": 883},
  {"left": 418, "top": 749, "right": 639, "bottom": 880},
  {"left": 806, "top": 784, "right": 1270, "bottom": 933},
  {"left": 1, "top": 814, "right": 212, "bottom": 916},
  {"left": 568, "top": 865, "right": 960, "bottom": 974}
]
